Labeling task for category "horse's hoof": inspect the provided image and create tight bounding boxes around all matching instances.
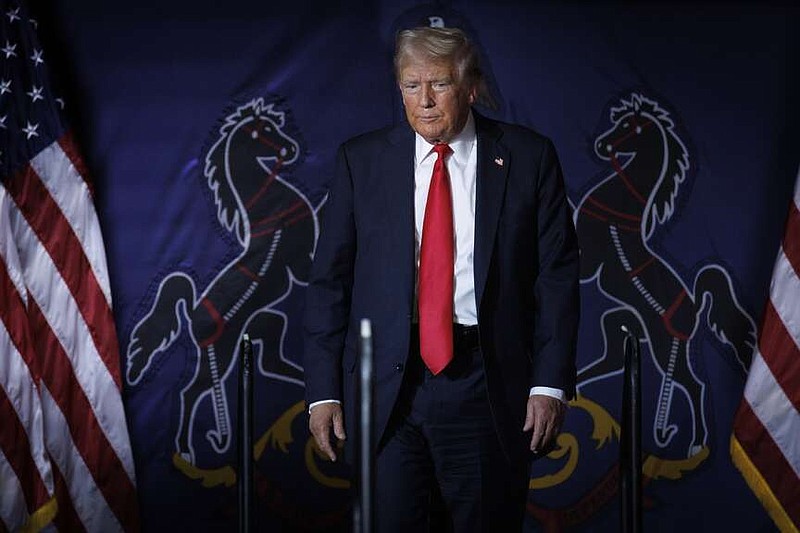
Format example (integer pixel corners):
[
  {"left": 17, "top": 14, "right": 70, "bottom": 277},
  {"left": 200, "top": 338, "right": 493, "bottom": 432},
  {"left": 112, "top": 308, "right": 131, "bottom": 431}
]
[{"left": 688, "top": 444, "right": 705, "bottom": 458}]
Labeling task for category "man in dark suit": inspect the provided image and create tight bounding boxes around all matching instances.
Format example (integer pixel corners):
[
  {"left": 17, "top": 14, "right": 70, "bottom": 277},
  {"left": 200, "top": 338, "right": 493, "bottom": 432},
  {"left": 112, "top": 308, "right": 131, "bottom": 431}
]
[{"left": 303, "top": 26, "right": 579, "bottom": 531}]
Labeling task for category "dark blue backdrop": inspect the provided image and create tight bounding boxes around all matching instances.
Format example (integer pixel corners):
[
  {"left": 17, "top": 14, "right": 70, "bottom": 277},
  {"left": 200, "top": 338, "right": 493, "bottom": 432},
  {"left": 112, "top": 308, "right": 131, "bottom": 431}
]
[{"left": 36, "top": 1, "right": 798, "bottom": 530}]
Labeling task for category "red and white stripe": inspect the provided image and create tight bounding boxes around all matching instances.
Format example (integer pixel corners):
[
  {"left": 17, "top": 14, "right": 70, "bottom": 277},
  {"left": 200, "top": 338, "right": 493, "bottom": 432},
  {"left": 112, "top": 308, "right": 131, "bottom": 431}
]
[
  {"left": 0, "top": 186, "right": 56, "bottom": 531},
  {"left": 731, "top": 170, "right": 800, "bottom": 532},
  {"left": 2, "top": 134, "right": 139, "bottom": 532}
]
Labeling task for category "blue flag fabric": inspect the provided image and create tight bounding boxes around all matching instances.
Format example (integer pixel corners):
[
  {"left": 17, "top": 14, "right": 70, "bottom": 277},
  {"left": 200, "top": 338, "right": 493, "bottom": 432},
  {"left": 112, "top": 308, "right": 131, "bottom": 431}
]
[{"left": 32, "top": 1, "right": 799, "bottom": 531}]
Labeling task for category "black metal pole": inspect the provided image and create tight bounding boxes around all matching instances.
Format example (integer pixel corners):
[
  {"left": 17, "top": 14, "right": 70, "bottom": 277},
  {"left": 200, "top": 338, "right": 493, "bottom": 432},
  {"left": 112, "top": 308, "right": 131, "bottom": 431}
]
[
  {"left": 238, "top": 333, "right": 254, "bottom": 533},
  {"left": 620, "top": 326, "right": 642, "bottom": 533},
  {"left": 354, "top": 319, "right": 374, "bottom": 533}
]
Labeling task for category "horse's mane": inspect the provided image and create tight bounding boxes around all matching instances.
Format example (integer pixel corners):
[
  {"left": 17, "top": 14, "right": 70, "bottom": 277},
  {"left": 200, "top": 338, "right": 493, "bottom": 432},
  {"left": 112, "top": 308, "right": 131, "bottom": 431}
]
[
  {"left": 217, "top": 99, "right": 286, "bottom": 137},
  {"left": 612, "top": 94, "right": 690, "bottom": 239},
  {"left": 203, "top": 98, "right": 287, "bottom": 246}
]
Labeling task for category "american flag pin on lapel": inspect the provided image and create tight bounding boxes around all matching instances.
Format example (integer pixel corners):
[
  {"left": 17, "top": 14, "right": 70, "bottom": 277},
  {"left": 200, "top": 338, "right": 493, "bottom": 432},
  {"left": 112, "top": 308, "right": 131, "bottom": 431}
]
[{"left": 494, "top": 157, "right": 504, "bottom": 167}]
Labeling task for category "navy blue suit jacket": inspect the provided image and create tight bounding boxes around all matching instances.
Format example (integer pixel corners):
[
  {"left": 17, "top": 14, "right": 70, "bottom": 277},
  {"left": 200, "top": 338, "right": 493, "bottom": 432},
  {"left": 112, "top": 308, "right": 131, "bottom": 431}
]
[{"left": 303, "top": 112, "right": 579, "bottom": 463}]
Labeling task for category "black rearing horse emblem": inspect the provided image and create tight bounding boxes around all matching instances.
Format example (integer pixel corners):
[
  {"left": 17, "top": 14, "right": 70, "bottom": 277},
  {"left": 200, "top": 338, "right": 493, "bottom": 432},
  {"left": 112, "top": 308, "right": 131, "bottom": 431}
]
[
  {"left": 575, "top": 93, "right": 756, "bottom": 457},
  {"left": 126, "top": 98, "right": 317, "bottom": 465}
]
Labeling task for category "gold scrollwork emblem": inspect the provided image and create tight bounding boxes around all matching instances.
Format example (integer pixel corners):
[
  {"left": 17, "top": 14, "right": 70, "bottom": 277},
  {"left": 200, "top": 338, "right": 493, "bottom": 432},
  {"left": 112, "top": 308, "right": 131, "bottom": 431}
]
[{"left": 528, "top": 394, "right": 708, "bottom": 490}]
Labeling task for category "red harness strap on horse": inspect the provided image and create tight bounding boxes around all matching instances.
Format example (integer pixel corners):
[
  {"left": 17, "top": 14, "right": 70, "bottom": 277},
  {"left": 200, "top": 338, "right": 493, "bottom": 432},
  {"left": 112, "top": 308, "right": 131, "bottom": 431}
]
[{"left": 662, "top": 289, "right": 691, "bottom": 341}]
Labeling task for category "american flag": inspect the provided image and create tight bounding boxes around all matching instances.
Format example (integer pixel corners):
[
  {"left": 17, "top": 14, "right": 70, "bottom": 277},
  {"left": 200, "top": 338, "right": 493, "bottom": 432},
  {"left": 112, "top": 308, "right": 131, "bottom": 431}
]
[
  {"left": 731, "top": 169, "right": 800, "bottom": 532},
  {"left": 0, "top": 1, "right": 139, "bottom": 531}
]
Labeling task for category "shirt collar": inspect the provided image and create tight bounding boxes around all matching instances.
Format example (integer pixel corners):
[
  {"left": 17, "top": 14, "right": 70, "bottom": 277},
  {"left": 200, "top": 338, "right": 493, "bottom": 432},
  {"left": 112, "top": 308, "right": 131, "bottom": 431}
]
[{"left": 414, "top": 111, "right": 476, "bottom": 166}]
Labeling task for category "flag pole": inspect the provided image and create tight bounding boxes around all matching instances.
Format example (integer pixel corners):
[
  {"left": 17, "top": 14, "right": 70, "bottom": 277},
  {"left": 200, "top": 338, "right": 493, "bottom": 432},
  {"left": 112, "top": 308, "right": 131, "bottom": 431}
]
[
  {"left": 620, "top": 326, "right": 642, "bottom": 533},
  {"left": 238, "top": 333, "right": 254, "bottom": 533},
  {"left": 354, "top": 319, "right": 374, "bottom": 533}
]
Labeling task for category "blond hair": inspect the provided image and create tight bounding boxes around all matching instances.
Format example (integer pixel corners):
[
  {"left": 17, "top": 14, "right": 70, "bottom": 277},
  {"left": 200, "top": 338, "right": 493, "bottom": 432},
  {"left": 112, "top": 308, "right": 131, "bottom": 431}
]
[{"left": 394, "top": 26, "right": 482, "bottom": 88}]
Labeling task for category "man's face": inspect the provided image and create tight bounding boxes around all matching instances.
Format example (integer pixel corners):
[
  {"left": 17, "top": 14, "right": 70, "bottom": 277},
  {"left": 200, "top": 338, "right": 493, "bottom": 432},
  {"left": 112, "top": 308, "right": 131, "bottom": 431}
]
[{"left": 398, "top": 55, "right": 476, "bottom": 144}]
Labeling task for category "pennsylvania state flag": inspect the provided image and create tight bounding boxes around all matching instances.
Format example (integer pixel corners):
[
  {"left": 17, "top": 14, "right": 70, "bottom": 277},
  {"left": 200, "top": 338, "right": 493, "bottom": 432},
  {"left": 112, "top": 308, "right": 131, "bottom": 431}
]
[{"left": 25, "top": 0, "right": 798, "bottom": 531}]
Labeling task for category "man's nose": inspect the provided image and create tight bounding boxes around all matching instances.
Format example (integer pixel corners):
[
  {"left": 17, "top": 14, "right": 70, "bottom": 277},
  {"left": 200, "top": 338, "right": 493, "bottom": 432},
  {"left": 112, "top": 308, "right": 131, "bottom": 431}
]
[{"left": 420, "top": 85, "right": 434, "bottom": 108}]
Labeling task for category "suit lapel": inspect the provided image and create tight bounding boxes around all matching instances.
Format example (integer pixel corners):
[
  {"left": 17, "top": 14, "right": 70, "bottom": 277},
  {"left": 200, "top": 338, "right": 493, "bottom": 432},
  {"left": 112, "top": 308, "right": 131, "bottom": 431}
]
[
  {"left": 383, "top": 123, "right": 416, "bottom": 310},
  {"left": 474, "top": 114, "right": 508, "bottom": 312},
  {"left": 380, "top": 116, "right": 507, "bottom": 316}
]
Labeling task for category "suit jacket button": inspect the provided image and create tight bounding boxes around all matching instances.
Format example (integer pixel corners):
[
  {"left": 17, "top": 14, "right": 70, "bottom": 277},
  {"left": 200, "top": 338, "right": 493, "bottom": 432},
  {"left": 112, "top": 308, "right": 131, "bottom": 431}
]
[{"left": 395, "top": 363, "right": 404, "bottom": 372}]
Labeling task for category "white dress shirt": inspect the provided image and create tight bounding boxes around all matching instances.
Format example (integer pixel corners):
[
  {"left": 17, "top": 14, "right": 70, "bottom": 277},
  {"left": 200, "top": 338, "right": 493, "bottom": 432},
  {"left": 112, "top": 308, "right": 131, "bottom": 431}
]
[
  {"left": 413, "top": 112, "right": 478, "bottom": 325},
  {"left": 309, "top": 113, "right": 564, "bottom": 412}
]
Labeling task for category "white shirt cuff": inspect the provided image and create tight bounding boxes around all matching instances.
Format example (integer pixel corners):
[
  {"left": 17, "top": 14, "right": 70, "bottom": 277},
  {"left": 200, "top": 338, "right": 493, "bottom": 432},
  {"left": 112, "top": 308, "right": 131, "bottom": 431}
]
[
  {"left": 529, "top": 386, "right": 566, "bottom": 403},
  {"left": 308, "top": 399, "right": 341, "bottom": 413}
]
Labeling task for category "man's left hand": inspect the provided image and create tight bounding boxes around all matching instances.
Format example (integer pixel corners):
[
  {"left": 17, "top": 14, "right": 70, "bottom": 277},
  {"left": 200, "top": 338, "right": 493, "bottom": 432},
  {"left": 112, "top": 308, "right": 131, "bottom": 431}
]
[{"left": 523, "top": 394, "right": 566, "bottom": 455}]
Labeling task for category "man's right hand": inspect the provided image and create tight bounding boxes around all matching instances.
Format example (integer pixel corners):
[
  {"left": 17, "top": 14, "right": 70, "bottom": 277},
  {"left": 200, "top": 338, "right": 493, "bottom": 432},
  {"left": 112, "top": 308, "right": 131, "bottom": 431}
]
[{"left": 308, "top": 402, "right": 346, "bottom": 462}]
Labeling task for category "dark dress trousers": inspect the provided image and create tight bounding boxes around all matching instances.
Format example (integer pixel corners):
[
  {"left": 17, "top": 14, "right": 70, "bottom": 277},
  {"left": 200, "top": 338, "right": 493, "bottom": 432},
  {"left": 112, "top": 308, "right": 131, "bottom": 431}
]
[{"left": 303, "top": 111, "right": 579, "bottom": 528}]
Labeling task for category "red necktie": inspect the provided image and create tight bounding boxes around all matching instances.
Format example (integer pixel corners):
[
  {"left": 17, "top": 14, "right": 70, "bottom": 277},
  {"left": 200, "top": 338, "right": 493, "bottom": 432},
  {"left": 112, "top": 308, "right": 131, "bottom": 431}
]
[{"left": 418, "top": 143, "right": 454, "bottom": 375}]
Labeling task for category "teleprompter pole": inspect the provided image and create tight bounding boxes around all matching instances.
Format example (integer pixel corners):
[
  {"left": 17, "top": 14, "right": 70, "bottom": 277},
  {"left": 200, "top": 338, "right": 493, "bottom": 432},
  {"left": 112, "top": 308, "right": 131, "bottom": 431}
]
[
  {"left": 354, "top": 319, "right": 374, "bottom": 533},
  {"left": 620, "top": 326, "right": 642, "bottom": 533},
  {"left": 238, "top": 333, "right": 254, "bottom": 533}
]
